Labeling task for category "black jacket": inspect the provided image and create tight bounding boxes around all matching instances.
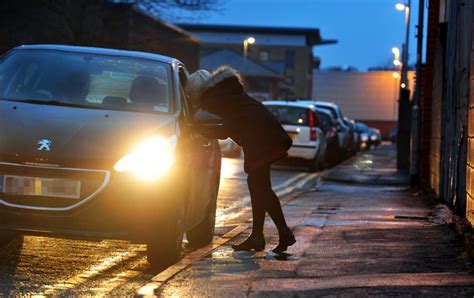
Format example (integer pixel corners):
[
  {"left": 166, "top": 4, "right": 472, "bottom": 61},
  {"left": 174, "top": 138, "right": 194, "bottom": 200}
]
[{"left": 197, "top": 67, "right": 292, "bottom": 173}]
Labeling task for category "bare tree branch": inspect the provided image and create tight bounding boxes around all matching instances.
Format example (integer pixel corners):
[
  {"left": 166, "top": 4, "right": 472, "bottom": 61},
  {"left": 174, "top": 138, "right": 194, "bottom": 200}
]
[{"left": 135, "top": 0, "right": 225, "bottom": 21}]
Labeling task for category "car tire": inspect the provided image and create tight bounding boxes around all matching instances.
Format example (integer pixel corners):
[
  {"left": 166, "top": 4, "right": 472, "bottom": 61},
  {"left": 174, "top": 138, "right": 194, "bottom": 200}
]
[
  {"left": 307, "top": 153, "right": 323, "bottom": 172},
  {"left": 146, "top": 210, "right": 185, "bottom": 270},
  {"left": 186, "top": 182, "right": 218, "bottom": 248},
  {"left": 0, "top": 232, "right": 21, "bottom": 253}
]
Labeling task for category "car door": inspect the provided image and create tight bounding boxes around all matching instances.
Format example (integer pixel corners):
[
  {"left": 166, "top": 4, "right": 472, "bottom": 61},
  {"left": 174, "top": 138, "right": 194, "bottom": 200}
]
[{"left": 178, "top": 67, "right": 215, "bottom": 226}]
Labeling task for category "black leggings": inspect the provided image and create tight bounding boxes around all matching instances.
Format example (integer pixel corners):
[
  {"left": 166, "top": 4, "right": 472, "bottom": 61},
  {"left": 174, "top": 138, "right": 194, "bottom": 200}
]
[{"left": 247, "top": 164, "right": 288, "bottom": 234}]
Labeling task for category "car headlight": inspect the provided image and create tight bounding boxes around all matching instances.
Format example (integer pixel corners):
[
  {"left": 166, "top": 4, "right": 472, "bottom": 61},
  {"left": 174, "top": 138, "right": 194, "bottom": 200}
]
[
  {"left": 114, "top": 136, "right": 177, "bottom": 180},
  {"left": 370, "top": 135, "right": 377, "bottom": 141},
  {"left": 361, "top": 135, "right": 369, "bottom": 142}
]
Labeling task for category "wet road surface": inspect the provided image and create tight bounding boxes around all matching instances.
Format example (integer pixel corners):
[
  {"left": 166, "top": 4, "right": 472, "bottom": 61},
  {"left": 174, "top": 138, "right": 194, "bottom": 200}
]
[{"left": 0, "top": 157, "right": 318, "bottom": 296}]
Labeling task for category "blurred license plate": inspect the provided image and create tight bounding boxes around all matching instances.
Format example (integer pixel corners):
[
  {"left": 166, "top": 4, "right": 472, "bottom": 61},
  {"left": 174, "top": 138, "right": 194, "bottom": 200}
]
[
  {"left": 1, "top": 175, "right": 81, "bottom": 199},
  {"left": 287, "top": 132, "right": 298, "bottom": 141}
]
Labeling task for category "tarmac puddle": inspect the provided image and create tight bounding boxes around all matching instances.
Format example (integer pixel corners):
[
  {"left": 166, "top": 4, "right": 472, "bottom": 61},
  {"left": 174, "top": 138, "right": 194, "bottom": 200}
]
[
  {"left": 211, "top": 247, "right": 234, "bottom": 259},
  {"left": 210, "top": 247, "right": 300, "bottom": 262}
]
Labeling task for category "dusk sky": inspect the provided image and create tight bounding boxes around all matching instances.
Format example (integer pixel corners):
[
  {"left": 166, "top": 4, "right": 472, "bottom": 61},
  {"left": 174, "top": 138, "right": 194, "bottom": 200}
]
[{"left": 172, "top": 0, "right": 427, "bottom": 71}]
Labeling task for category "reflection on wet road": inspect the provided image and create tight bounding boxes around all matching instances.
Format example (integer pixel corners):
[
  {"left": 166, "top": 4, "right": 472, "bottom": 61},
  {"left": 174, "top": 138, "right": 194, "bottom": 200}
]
[{"left": 0, "top": 157, "right": 318, "bottom": 296}]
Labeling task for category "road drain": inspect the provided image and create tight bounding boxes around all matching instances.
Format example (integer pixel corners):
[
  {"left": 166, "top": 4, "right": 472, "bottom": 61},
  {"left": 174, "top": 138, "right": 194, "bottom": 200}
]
[
  {"left": 394, "top": 215, "right": 429, "bottom": 221},
  {"left": 312, "top": 206, "right": 340, "bottom": 215}
]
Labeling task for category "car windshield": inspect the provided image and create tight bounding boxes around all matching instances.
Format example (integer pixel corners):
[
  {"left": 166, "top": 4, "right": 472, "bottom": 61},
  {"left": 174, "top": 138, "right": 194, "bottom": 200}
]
[
  {"left": 266, "top": 105, "right": 319, "bottom": 126},
  {"left": 0, "top": 49, "right": 173, "bottom": 113}
]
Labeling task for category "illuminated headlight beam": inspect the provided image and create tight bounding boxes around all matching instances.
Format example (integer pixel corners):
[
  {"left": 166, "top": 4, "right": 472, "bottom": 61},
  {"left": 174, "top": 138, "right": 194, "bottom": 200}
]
[{"left": 114, "top": 136, "right": 176, "bottom": 181}]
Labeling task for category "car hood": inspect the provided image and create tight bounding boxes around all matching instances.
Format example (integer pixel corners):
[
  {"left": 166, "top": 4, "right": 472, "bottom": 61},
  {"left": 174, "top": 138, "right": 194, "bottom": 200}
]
[{"left": 0, "top": 101, "right": 177, "bottom": 169}]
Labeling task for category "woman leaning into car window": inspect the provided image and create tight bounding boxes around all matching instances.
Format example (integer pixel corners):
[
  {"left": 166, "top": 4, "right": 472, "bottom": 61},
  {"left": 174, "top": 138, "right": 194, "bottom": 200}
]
[{"left": 185, "top": 66, "right": 296, "bottom": 253}]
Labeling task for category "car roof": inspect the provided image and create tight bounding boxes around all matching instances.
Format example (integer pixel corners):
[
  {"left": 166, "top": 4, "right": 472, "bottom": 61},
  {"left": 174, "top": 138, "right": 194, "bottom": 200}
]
[
  {"left": 11, "top": 44, "right": 180, "bottom": 65},
  {"left": 315, "top": 108, "right": 333, "bottom": 117},
  {"left": 313, "top": 100, "right": 340, "bottom": 109},
  {"left": 263, "top": 100, "right": 318, "bottom": 109}
]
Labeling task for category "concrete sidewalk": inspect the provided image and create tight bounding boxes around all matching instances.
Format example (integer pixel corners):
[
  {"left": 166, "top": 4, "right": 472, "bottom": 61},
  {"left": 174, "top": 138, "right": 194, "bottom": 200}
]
[
  {"left": 154, "top": 145, "right": 474, "bottom": 296},
  {"left": 323, "top": 144, "right": 410, "bottom": 185}
]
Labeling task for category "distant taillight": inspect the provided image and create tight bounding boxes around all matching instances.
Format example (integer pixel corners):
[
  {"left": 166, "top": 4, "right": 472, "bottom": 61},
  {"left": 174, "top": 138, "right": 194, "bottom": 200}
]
[
  {"left": 308, "top": 110, "right": 317, "bottom": 141},
  {"left": 310, "top": 129, "right": 317, "bottom": 141},
  {"left": 308, "top": 110, "right": 315, "bottom": 127}
]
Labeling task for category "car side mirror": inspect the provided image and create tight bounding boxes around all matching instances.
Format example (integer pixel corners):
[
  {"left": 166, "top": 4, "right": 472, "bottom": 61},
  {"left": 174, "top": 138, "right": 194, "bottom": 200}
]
[
  {"left": 193, "top": 109, "right": 223, "bottom": 125},
  {"left": 192, "top": 109, "right": 227, "bottom": 139}
]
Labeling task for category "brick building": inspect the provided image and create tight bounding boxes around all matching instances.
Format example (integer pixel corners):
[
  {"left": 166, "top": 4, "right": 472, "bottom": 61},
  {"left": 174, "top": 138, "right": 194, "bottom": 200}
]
[
  {"left": 177, "top": 24, "right": 336, "bottom": 100},
  {"left": 418, "top": 0, "right": 473, "bottom": 223},
  {"left": 0, "top": 0, "right": 199, "bottom": 71}
]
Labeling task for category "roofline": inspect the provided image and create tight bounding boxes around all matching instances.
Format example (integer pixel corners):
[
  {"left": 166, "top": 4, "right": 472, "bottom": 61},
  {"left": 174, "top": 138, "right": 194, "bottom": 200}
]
[
  {"left": 201, "top": 48, "right": 283, "bottom": 78},
  {"left": 133, "top": 6, "right": 200, "bottom": 44},
  {"left": 177, "top": 23, "right": 337, "bottom": 46}
]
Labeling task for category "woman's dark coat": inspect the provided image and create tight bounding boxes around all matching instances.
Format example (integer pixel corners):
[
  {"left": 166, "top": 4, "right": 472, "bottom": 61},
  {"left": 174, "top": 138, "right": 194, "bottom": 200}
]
[{"left": 196, "top": 66, "right": 292, "bottom": 173}]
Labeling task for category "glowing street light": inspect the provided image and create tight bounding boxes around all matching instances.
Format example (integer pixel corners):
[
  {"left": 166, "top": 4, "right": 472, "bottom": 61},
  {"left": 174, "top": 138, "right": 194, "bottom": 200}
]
[
  {"left": 392, "top": 47, "right": 401, "bottom": 67},
  {"left": 392, "top": 47, "right": 400, "bottom": 58},
  {"left": 395, "top": 3, "right": 406, "bottom": 10},
  {"left": 392, "top": 72, "right": 401, "bottom": 79},
  {"left": 243, "top": 36, "right": 256, "bottom": 65}
]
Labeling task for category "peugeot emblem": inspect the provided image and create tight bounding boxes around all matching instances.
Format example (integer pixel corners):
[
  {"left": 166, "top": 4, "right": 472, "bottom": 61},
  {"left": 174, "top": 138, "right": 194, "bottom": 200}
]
[{"left": 37, "top": 139, "right": 52, "bottom": 151}]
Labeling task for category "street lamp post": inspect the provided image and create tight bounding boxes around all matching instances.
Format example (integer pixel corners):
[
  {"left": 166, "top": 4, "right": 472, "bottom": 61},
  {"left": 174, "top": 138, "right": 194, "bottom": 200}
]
[
  {"left": 396, "top": 1, "right": 411, "bottom": 90},
  {"left": 409, "top": 0, "right": 425, "bottom": 185},
  {"left": 243, "top": 36, "right": 255, "bottom": 65},
  {"left": 395, "top": 1, "right": 412, "bottom": 171}
]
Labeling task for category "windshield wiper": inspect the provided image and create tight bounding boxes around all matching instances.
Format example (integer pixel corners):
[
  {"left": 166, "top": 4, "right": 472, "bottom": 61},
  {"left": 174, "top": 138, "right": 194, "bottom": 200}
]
[{"left": 0, "top": 98, "right": 110, "bottom": 111}]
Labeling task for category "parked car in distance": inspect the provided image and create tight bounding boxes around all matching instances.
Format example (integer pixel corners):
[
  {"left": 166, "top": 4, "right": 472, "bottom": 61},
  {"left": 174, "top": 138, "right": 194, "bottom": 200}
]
[
  {"left": 311, "top": 100, "right": 352, "bottom": 159},
  {"left": 315, "top": 108, "right": 340, "bottom": 167},
  {"left": 0, "top": 45, "right": 223, "bottom": 269},
  {"left": 218, "top": 138, "right": 241, "bottom": 158},
  {"left": 354, "top": 122, "right": 371, "bottom": 150},
  {"left": 344, "top": 117, "right": 358, "bottom": 156},
  {"left": 369, "top": 128, "right": 382, "bottom": 147},
  {"left": 263, "top": 101, "right": 326, "bottom": 171}
]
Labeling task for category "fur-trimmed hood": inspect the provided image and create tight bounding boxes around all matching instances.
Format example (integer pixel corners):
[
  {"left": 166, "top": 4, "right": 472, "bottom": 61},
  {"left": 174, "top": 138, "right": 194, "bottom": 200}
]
[
  {"left": 201, "top": 66, "right": 243, "bottom": 93},
  {"left": 186, "top": 66, "right": 243, "bottom": 106}
]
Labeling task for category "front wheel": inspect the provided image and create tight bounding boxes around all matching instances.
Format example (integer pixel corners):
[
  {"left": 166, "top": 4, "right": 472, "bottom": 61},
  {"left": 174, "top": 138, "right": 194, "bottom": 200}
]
[
  {"left": 0, "top": 232, "right": 22, "bottom": 253},
  {"left": 146, "top": 213, "right": 184, "bottom": 270},
  {"left": 186, "top": 174, "right": 219, "bottom": 248}
]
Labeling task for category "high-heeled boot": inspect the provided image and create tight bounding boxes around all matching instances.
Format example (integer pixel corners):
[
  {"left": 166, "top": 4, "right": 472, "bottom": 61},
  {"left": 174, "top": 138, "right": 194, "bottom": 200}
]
[
  {"left": 232, "top": 233, "right": 266, "bottom": 251},
  {"left": 272, "top": 227, "right": 296, "bottom": 253}
]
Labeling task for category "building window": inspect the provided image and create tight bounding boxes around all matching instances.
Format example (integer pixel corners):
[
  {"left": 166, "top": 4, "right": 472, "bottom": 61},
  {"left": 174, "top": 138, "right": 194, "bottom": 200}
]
[
  {"left": 259, "top": 50, "right": 269, "bottom": 61},
  {"left": 285, "top": 50, "right": 295, "bottom": 69}
]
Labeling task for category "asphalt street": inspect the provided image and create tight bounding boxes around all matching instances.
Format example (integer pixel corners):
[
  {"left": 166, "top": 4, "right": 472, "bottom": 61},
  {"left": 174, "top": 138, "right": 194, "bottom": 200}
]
[
  {"left": 4, "top": 145, "right": 470, "bottom": 297},
  {"left": 0, "top": 157, "right": 318, "bottom": 296}
]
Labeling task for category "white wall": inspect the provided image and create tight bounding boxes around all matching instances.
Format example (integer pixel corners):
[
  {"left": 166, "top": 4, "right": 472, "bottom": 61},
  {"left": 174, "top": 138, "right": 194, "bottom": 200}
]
[{"left": 312, "top": 70, "right": 415, "bottom": 121}]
